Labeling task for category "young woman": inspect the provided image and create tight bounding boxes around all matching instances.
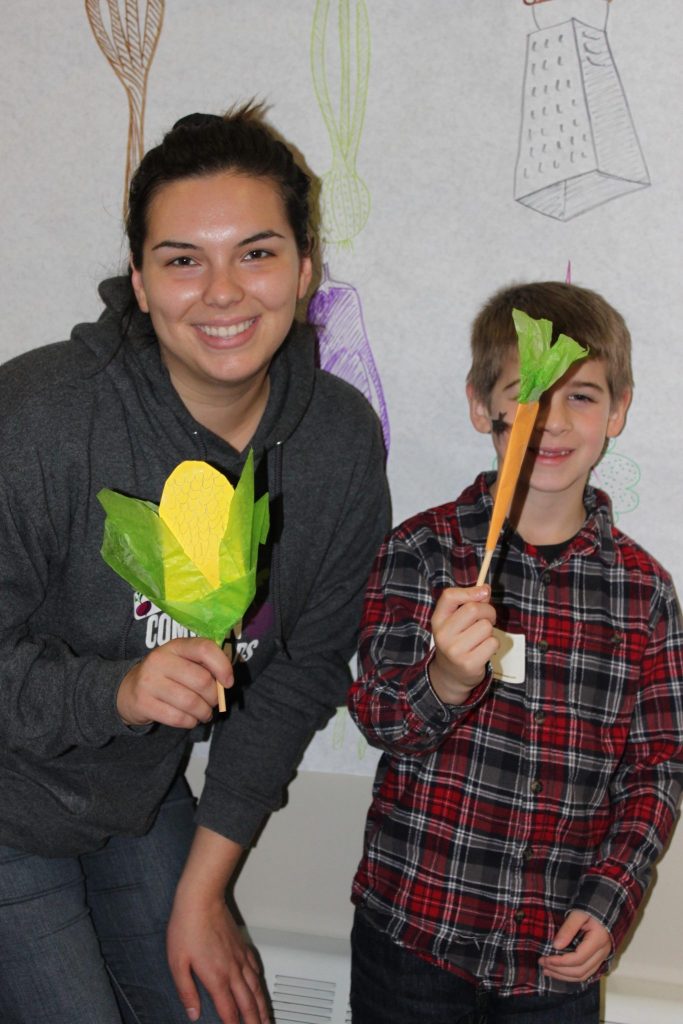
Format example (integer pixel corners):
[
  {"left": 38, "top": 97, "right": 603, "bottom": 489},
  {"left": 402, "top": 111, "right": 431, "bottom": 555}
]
[{"left": 0, "top": 107, "right": 390, "bottom": 1024}]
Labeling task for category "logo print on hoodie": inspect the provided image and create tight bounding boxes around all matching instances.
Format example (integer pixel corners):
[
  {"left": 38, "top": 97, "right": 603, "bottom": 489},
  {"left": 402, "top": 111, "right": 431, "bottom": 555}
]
[
  {"left": 134, "top": 592, "right": 197, "bottom": 648},
  {"left": 133, "top": 592, "right": 264, "bottom": 663}
]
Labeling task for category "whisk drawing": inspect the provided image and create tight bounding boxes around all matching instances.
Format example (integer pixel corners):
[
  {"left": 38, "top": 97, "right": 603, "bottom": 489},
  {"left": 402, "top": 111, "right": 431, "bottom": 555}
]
[{"left": 86, "top": 0, "right": 164, "bottom": 215}]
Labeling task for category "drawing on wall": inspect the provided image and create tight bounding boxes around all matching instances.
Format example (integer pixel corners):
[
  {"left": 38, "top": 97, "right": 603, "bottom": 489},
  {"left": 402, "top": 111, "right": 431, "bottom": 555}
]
[
  {"left": 566, "top": 259, "right": 639, "bottom": 519},
  {"left": 86, "top": 0, "right": 164, "bottom": 214},
  {"left": 332, "top": 707, "right": 368, "bottom": 760},
  {"left": 308, "top": 265, "right": 391, "bottom": 452},
  {"left": 514, "top": 0, "right": 650, "bottom": 220},
  {"left": 298, "top": 702, "right": 378, "bottom": 776},
  {"left": 308, "top": 2, "right": 390, "bottom": 451},
  {"left": 591, "top": 440, "right": 640, "bottom": 519},
  {"left": 311, "top": 0, "right": 371, "bottom": 247}
]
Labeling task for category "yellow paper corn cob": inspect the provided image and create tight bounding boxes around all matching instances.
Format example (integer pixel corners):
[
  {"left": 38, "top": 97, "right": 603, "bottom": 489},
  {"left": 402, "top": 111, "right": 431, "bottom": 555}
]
[
  {"left": 159, "top": 462, "right": 234, "bottom": 595},
  {"left": 159, "top": 461, "right": 235, "bottom": 712}
]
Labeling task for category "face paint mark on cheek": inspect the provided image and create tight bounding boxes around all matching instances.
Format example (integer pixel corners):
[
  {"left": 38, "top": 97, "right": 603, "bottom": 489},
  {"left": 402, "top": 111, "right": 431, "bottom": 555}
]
[{"left": 490, "top": 411, "right": 510, "bottom": 436}]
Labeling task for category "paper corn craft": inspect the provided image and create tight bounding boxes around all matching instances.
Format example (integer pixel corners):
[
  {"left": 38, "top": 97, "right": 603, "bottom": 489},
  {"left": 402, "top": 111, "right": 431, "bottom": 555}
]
[
  {"left": 476, "top": 309, "right": 588, "bottom": 586},
  {"left": 98, "top": 452, "right": 269, "bottom": 711}
]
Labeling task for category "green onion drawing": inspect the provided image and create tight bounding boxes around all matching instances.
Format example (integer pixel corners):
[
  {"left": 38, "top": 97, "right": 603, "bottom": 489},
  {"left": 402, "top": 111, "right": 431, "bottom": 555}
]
[{"left": 311, "top": 0, "right": 371, "bottom": 247}]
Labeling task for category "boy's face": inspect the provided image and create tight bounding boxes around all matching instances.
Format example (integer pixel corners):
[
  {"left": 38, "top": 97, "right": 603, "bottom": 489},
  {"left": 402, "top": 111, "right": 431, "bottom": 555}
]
[{"left": 468, "top": 349, "right": 631, "bottom": 509}]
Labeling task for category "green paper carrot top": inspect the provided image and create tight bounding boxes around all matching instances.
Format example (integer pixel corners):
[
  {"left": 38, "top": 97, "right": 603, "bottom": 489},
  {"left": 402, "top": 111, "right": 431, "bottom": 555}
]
[
  {"left": 97, "top": 451, "right": 269, "bottom": 711},
  {"left": 476, "top": 309, "right": 588, "bottom": 585}
]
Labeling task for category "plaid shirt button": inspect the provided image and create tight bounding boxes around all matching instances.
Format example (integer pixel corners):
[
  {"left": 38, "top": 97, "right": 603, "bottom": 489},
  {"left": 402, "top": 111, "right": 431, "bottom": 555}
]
[{"left": 531, "top": 779, "right": 543, "bottom": 794}]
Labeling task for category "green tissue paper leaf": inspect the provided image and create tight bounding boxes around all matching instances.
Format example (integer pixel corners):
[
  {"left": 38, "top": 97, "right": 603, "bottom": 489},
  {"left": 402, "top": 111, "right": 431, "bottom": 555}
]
[{"left": 512, "top": 308, "right": 588, "bottom": 404}]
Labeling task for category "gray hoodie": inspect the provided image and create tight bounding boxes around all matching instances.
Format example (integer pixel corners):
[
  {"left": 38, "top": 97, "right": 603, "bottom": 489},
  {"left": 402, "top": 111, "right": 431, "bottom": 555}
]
[{"left": 0, "top": 276, "right": 390, "bottom": 856}]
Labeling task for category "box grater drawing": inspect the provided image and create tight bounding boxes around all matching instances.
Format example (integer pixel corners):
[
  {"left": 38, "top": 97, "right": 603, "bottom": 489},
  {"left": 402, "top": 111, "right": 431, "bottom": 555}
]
[
  {"left": 86, "top": 0, "right": 165, "bottom": 216},
  {"left": 515, "top": 0, "right": 650, "bottom": 220}
]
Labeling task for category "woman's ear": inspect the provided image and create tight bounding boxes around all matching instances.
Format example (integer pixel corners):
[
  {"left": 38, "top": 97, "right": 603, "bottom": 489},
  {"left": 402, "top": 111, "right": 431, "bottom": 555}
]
[
  {"left": 297, "top": 255, "right": 313, "bottom": 301},
  {"left": 129, "top": 259, "right": 150, "bottom": 314},
  {"left": 467, "top": 382, "right": 493, "bottom": 435}
]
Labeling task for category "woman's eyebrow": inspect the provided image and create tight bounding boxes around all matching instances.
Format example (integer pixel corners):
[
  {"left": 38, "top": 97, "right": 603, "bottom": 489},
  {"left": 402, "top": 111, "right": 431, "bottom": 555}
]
[
  {"left": 239, "top": 230, "right": 285, "bottom": 245},
  {"left": 151, "top": 230, "right": 286, "bottom": 251},
  {"left": 151, "top": 239, "right": 198, "bottom": 251}
]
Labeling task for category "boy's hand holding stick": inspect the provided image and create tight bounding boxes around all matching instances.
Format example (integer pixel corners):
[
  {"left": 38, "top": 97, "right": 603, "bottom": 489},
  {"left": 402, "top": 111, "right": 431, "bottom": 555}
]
[{"left": 430, "top": 586, "right": 498, "bottom": 705}]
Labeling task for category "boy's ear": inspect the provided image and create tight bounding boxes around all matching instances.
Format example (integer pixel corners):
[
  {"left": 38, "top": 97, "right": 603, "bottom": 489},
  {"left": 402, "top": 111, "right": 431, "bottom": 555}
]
[
  {"left": 467, "top": 382, "right": 493, "bottom": 435},
  {"left": 606, "top": 387, "right": 632, "bottom": 439}
]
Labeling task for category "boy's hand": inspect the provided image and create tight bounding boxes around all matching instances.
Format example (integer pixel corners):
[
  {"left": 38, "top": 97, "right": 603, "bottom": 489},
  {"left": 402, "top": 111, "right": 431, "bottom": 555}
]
[
  {"left": 429, "top": 586, "right": 498, "bottom": 705},
  {"left": 117, "top": 638, "right": 234, "bottom": 729},
  {"left": 539, "top": 910, "right": 612, "bottom": 983}
]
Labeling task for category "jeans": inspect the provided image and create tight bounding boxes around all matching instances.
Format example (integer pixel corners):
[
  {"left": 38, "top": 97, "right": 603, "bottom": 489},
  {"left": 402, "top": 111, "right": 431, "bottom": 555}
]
[
  {"left": 350, "top": 910, "right": 600, "bottom": 1024},
  {"left": 0, "top": 775, "right": 222, "bottom": 1024}
]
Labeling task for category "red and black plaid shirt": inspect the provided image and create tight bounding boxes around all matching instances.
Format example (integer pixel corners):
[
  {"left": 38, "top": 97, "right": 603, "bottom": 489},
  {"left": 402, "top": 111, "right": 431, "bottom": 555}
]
[{"left": 350, "top": 473, "right": 683, "bottom": 996}]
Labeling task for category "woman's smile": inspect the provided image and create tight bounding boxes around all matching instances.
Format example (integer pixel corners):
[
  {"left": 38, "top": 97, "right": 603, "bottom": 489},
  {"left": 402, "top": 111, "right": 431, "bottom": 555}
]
[{"left": 195, "top": 318, "right": 258, "bottom": 341}]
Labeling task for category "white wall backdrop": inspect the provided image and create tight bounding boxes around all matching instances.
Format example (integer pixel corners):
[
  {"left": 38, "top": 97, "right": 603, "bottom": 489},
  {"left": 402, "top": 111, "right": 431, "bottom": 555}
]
[{"left": 2, "top": 0, "right": 682, "bottom": 999}]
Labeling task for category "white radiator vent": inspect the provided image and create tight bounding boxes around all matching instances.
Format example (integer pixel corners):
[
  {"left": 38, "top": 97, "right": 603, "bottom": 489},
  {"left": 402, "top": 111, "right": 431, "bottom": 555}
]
[
  {"left": 271, "top": 974, "right": 335, "bottom": 1023},
  {"left": 249, "top": 927, "right": 352, "bottom": 1024}
]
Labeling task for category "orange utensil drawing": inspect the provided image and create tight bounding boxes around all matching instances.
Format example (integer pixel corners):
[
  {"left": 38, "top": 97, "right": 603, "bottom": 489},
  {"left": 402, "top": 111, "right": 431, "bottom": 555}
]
[
  {"left": 86, "top": 0, "right": 164, "bottom": 216},
  {"left": 476, "top": 309, "right": 588, "bottom": 585}
]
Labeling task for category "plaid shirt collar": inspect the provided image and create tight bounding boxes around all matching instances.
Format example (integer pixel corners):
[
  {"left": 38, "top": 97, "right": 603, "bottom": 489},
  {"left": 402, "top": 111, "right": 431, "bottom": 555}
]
[{"left": 457, "top": 471, "right": 617, "bottom": 568}]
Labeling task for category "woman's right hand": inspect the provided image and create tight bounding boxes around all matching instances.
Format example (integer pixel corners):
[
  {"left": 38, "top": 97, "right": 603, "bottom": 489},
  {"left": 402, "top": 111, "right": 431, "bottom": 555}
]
[{"left": 117, "top": 638, "right": 234, "bottom": 728}]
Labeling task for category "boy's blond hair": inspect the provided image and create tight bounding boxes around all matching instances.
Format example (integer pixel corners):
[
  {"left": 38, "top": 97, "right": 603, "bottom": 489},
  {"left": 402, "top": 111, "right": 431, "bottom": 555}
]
[{"left": 468, "top": 281, "right": 633, "bottom": 405}]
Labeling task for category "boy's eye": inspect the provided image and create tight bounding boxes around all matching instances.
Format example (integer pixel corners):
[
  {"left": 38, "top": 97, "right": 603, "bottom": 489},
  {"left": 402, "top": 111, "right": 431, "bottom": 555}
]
[{"left": 569, "top": 392, "right": 595, "bottom": 403}]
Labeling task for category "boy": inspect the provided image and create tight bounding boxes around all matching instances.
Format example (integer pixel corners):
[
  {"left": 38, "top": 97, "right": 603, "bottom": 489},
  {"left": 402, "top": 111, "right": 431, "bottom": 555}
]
[{"left": 348, "top": 282, "right": 683, "bottom": 1023}]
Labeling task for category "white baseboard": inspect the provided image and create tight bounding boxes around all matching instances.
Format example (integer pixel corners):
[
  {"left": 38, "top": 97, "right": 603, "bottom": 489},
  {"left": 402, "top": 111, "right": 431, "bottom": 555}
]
[{"left": 603, "top": 976, "right": 683, "bottom": 1024}]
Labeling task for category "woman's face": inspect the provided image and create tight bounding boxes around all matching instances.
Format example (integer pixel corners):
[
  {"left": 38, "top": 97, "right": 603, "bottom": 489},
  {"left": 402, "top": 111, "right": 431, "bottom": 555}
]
[{"left": 130, "top": 171, "right": 312, "bottom": 397}]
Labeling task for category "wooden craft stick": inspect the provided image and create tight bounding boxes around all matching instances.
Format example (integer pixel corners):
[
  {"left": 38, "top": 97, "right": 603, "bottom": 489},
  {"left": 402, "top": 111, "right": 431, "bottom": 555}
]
[
  {"left": 217, "top": 682, "right": 227, "bottom": 714},
  {"left": 217, "top": 619, "right": 243, "bottom": 713}
]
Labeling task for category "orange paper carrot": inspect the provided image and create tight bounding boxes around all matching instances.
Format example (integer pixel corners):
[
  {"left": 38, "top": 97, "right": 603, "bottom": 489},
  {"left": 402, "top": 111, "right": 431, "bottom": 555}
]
[{"left": 477, "top": 309, "right": 588, "bottom": 585}]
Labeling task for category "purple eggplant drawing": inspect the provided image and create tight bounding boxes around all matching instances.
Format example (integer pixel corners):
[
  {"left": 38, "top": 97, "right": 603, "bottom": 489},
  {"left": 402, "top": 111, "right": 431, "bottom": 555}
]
[{"left": 308, "top": 263, "right": 390, "bottom": 453}]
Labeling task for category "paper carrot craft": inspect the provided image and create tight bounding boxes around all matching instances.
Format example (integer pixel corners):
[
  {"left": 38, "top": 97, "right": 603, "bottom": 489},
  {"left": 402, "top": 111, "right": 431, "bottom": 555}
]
[
  {"left": 476, "top": 309, "right": 588, "bottom": 586},
  {"left": 98, "top": 451, "right": 269, "bottom": 711}
]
